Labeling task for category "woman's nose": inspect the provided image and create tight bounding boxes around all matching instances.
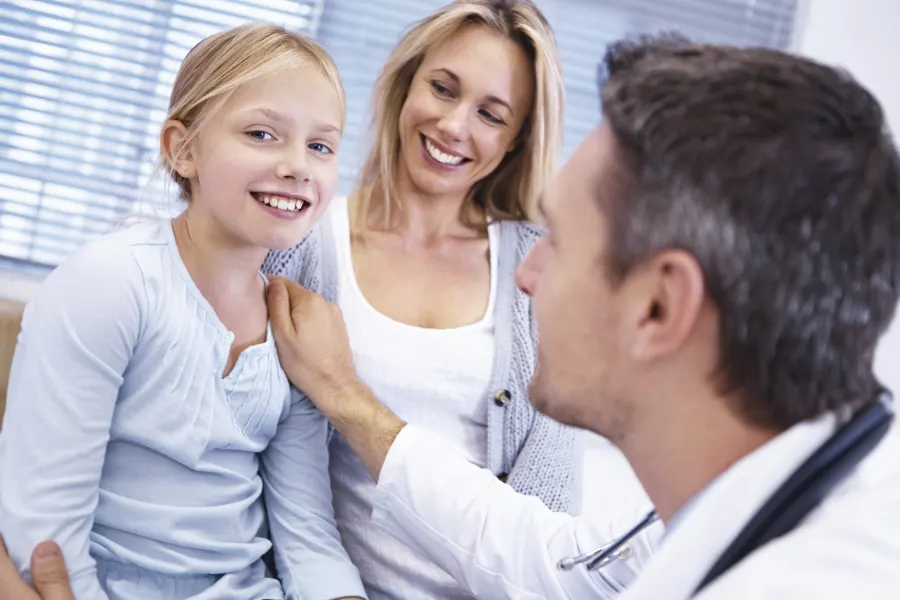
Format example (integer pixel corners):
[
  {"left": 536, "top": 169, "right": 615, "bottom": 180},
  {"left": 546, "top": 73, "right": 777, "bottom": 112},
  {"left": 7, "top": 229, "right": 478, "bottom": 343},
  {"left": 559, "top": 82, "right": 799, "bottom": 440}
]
[{"left": 436, "top": 103, "right": 468, "bottom": 142}]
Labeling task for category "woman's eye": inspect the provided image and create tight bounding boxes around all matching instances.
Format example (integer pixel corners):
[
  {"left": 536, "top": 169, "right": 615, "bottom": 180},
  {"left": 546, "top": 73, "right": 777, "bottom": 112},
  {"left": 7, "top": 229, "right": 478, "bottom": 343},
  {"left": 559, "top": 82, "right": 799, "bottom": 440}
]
[
  {"left": 431, "top": 81, "right": 452, "bottom": 96},
  {"left": 247, "top": 130, "right": 274, "bottom": 141},
  {"left": 479, "top": 109, "right": 505, "bottom": 126},
  {"left": 309, "top": 142, "right": 334, "bottom": 154}
]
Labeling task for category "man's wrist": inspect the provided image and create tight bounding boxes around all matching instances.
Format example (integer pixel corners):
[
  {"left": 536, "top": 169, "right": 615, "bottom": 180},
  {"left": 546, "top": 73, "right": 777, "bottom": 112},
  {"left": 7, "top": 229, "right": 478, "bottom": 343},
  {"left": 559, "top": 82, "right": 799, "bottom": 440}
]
[{"left": 317, "top": 378, "right": 406, "bottom": 481}]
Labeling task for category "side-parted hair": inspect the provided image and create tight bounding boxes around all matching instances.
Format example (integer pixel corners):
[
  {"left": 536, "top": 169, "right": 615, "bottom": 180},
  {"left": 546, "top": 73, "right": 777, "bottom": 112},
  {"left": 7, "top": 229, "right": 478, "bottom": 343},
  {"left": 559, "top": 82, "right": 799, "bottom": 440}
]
[
  {"left": 357, "top": 0, "right": 564, "bottom": 228},
  {"left": 162, "top": 23, "right": 345, "bottom": 202}
]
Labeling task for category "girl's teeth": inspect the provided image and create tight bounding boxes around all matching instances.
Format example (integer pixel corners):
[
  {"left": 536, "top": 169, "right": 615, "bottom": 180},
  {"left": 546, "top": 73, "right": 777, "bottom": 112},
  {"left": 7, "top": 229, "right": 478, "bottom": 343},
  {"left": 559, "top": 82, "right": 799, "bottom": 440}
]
[{"left": 256, "top": 194, "right": 305, "bottom": 212}]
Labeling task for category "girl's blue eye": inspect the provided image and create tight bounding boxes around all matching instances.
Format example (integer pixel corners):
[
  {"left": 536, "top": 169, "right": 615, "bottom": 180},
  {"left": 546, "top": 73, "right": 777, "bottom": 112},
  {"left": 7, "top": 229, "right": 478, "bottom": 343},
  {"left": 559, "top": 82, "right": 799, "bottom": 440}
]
[
  {"left": 248, "top": 130, "right": 274, "bottom": 141},
  {"left": 309, "top": 142, "right": 333, "bottom": 154}
]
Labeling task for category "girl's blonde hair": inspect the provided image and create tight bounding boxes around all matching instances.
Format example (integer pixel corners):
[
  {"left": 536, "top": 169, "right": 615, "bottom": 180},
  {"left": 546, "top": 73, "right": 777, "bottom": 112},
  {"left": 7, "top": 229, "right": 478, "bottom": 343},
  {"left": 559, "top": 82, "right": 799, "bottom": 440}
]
[
  {"left": 356, "top": 0, "right": 564, "bottom": 228},
  {"left": 162, "top": 23, "right": 345, "bottom": 202}
]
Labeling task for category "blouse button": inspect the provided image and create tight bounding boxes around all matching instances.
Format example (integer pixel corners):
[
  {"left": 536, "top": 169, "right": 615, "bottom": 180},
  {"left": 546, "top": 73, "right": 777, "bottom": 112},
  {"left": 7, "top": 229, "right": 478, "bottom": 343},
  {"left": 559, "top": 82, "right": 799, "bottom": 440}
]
[{"left": 493, "top": 389, "right": 512, "bottom": 407}]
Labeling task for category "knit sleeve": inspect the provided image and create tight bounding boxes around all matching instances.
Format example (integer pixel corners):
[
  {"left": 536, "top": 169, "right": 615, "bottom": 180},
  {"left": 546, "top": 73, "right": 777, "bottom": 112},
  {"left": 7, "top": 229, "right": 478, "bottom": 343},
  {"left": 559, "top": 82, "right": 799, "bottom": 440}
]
[
  {"left": 262, "top": 229, "right": 320, "bottom": 289},
  {"left": 505, "top": 221, "right": 579, "bottom": 514}
]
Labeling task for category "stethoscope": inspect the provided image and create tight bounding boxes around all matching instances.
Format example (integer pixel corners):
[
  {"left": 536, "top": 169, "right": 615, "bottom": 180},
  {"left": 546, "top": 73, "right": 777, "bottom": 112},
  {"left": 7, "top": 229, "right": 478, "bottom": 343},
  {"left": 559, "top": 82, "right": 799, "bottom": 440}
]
[
  {"left": 557, "top": 509, "right": 659, "bottom": 572},
  {"left": 556, "top": 392, "right": 895, "bottom": 582}
]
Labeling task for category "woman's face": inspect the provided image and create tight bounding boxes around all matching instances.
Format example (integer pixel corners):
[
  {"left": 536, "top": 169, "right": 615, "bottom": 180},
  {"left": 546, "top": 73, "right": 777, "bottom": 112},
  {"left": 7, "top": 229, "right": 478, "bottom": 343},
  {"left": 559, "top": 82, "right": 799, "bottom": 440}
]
[{"left": 397, "top": 23, "right": 535, "bottom": 200}]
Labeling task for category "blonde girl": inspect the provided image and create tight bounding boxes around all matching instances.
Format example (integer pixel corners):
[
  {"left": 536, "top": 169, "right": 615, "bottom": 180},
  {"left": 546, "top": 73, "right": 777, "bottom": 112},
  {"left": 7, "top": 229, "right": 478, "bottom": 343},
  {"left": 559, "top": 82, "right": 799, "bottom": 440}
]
[{"left": 0, "top": 24, "right": 364, "bottom": 600}]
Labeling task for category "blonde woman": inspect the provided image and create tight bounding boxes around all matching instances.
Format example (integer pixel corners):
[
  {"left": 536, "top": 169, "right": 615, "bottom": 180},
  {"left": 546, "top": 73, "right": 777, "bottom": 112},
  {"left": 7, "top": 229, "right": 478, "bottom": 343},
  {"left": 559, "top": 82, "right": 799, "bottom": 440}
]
[
  {"left": 263, "top": 1, "right": 577, "bottom": 597},
  {"left": 0, "top": 25, "right": 365, "bottom": 600}
]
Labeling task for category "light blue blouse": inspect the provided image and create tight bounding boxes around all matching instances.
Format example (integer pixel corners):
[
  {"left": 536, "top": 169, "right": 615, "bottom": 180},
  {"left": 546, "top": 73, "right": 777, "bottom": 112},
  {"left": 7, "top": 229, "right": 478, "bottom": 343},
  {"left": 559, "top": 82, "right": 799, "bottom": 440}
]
[{"left": 0, "top": 220, "right": 364, "bottom": 600}]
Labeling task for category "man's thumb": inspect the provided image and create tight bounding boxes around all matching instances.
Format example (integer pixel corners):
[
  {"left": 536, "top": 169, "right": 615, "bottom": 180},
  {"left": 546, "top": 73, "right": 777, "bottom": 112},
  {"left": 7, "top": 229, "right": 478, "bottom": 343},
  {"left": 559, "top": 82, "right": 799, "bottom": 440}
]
[
  {"left": 267, "top": 278, "right": 295, "bottom": 334},
  {"left": 30, "top": 542, "right": 74, "bottom": 600}
]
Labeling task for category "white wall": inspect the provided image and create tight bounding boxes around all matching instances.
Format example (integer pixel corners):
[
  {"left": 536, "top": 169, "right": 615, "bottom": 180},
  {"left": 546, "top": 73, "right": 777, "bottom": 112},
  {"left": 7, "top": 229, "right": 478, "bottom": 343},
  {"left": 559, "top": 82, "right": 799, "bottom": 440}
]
[
  {"left": 793, "top": 0, "right": 900, "bottom": 399},
  {"left": 578, "top": 0, "right": 900, "bottom": 517}
]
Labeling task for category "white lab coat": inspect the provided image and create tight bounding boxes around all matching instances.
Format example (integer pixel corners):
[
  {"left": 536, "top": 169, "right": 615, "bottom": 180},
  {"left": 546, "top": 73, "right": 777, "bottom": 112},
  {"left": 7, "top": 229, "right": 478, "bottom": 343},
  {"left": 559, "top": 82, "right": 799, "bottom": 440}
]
[{"left": 370, "top": 414, "right": 900, "bottom": 599}]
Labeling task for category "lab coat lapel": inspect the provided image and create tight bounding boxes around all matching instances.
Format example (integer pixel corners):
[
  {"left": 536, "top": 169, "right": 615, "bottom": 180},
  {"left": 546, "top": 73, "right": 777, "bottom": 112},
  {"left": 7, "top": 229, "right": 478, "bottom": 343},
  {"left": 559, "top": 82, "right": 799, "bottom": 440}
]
[{"left": 618, "top": 414, "right": 838, "bottom": 600}]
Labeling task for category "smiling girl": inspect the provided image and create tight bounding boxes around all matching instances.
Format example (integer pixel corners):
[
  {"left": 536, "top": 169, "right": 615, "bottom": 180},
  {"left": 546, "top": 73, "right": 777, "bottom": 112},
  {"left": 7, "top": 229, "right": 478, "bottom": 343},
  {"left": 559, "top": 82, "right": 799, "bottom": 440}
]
[{"left": 0, "top": 24, "right": 364, "bottom": 600}]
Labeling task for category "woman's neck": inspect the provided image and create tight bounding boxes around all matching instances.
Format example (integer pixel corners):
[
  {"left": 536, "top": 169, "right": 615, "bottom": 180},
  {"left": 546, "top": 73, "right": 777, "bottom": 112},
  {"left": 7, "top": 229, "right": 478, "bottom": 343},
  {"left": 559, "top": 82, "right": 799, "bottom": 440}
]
[
  {"left": 362, "top": 171, "right": 485, "bottom": 241},
  {"left": 172, "top": 210, "right": 268, "bottom": 303}
]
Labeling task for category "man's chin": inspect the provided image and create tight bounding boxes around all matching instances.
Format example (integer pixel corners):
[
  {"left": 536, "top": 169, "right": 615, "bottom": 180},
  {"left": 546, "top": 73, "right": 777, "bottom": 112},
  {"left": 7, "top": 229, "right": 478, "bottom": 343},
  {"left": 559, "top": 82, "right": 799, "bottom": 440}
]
[
  {"left": 528, "top": 379, "right": 561, "bottom": 419},
  {"left": 528, "top": 377, "right": 589, "bottom": 430}
]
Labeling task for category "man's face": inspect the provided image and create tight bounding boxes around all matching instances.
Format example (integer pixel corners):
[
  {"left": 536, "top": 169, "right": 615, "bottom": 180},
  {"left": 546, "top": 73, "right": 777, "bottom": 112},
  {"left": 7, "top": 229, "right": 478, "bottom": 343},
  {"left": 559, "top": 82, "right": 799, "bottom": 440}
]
[{"left": 516, "top": 123, "right": 632, "bottom": 433}]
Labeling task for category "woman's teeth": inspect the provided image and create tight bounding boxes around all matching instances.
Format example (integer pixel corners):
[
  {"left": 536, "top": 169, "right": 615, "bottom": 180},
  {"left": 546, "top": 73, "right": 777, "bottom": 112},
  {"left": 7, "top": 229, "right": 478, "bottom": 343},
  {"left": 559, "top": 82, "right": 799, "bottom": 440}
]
[
  {"left": 256, "top": 194, "right": 306, "bottom": 212},
  {"left": 424, "top": 137, "right": 465, "bottom": 166}
]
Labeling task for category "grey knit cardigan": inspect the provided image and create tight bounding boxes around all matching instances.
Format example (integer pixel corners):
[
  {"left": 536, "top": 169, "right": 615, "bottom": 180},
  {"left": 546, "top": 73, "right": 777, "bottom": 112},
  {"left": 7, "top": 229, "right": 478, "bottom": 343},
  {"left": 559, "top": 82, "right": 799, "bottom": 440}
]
[{"left": 261, "top": 215, "right": 577, "bottom": 513}]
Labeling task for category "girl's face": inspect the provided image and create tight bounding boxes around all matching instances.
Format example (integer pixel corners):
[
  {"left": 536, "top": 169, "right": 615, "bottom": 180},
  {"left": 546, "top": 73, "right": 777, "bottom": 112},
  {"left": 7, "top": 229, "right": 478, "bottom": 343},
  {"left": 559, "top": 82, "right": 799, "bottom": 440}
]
[
  {"left": 171, "top": 65, "right": 343, "bottom": 251},
  {"left": 396, "top": 24, "right": 535, "bottom": 201}
]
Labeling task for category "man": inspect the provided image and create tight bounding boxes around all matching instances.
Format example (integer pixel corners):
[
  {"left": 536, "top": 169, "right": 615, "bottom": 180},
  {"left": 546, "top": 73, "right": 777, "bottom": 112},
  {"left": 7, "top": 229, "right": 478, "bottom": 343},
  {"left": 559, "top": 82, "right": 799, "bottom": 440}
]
[{"left": 4, "top": 35, "right": 900, "bottom": 599}]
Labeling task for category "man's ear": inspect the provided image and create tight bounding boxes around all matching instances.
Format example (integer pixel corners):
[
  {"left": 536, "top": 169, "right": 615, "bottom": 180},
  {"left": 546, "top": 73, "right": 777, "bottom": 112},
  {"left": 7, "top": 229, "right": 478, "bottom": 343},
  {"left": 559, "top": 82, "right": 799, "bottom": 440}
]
[
  {"left": 160, "top": 119, "right": 196, "bottom": 179},
  {"left": 629, "top": 249, "right": 706, "bottom": 362}
]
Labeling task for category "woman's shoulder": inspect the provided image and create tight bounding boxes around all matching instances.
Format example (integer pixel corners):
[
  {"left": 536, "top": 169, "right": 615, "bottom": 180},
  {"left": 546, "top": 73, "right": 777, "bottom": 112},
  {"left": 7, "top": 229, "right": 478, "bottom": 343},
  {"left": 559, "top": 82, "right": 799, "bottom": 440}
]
[{"left": 497, "top": 219, "right": 546, "bottom": 260}]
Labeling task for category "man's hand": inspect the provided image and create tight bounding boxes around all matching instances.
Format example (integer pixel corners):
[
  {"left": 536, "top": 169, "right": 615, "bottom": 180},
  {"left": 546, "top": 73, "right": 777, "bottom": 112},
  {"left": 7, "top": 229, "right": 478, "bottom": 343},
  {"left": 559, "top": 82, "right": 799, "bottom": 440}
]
[
  {"left": 0, "top": 538, "right": 74, "bottom": 600},
  {"left": 266, "top": 276, "right": 359, "bottom": 408},
  {"left": 267, "top": 277, "right": 406, "bottom": 480}
]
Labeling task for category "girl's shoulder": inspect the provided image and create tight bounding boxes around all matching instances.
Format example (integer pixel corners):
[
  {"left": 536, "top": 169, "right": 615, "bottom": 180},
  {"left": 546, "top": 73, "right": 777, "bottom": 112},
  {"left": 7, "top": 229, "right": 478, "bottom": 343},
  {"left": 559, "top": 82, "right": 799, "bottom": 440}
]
[{"left": 52, "top": 220, "right": 168, "bottom": 284}]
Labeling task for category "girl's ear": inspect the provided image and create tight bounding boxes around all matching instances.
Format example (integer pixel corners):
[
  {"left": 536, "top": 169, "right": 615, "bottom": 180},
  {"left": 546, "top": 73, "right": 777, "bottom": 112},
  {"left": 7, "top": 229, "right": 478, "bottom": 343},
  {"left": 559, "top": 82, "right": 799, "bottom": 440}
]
[{"left": 160, "top": 120, "right": 196, "bottom": 179}]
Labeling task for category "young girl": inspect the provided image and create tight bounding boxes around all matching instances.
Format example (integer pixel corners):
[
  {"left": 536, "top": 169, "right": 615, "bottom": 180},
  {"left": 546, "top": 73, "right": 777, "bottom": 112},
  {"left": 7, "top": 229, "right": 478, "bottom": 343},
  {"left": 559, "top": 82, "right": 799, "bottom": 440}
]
[{"left": 0, "top": 24, "right": 365, "bottom": 600}]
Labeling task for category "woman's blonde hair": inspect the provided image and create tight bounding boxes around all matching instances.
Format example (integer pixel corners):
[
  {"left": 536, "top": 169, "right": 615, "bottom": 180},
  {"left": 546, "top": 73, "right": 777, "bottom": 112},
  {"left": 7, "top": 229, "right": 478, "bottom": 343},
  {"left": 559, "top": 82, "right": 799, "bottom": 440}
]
[
  {"left": 162, "top": 23, "right": 345, "bottom": 202},
  {"left": 357, "top": 0, "right": 564, "bottom": 228}
]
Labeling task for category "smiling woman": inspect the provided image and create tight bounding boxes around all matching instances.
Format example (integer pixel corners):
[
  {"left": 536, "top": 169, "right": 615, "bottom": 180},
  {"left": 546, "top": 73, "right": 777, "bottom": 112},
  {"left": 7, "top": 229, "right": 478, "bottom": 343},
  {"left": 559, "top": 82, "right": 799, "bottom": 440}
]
[{"left": 262, "top": 2, "right": 578, "bottom": 599}]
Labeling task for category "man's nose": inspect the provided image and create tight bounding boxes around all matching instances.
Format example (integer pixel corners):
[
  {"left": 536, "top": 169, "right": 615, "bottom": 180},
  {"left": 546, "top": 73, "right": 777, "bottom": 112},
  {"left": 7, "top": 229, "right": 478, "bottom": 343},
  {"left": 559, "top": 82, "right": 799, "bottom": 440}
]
[{"left": 516, "top": 250, "right": 537, "bottom": 297}]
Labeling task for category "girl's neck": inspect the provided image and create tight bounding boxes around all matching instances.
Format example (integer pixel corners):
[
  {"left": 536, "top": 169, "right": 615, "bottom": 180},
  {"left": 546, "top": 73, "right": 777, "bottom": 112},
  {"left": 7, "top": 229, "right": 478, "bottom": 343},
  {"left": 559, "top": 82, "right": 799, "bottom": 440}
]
[{"left": 172, "top": 210, "right": 268, "bottom": 303}]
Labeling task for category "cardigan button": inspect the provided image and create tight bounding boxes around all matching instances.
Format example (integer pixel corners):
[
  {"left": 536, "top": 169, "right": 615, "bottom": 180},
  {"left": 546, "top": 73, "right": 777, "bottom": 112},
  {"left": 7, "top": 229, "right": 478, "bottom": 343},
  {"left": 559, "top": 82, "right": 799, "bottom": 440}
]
[{"left": 493, "top": 389, "right": 512, "bottom": 407}]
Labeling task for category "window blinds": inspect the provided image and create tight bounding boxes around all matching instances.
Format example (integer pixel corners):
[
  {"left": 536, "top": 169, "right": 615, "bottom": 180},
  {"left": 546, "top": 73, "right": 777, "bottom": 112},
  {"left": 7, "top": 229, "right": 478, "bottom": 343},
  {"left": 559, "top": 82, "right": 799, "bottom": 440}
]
[
  {"left": 0, "top": 0, "right": 797, "bottom": 271},
  {"left": 0, "top": 0, "right": 323, "bottom": 268},
  {"left": 317, "top": 0, "right": 797, "bottom": 192}
]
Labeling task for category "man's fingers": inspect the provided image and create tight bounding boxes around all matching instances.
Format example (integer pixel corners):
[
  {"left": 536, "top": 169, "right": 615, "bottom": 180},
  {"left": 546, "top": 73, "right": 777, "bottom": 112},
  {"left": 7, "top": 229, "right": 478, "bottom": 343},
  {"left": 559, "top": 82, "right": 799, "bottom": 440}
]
[
  {"left": 279, "top": 276, "right": 314, "bottom": 310},
  {"left": 266, "top": 278, "right": 296, "bottom": 336},
  {"left": 30, "top": 542, "right": 74, "bottom": 600}
]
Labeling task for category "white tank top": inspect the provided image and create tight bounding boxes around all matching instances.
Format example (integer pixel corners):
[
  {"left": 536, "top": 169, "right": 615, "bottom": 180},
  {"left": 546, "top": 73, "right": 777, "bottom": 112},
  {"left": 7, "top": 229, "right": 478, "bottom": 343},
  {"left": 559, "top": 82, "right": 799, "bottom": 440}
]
[{"left": 327, "top": 197, "right": 497, "bottom": 599}]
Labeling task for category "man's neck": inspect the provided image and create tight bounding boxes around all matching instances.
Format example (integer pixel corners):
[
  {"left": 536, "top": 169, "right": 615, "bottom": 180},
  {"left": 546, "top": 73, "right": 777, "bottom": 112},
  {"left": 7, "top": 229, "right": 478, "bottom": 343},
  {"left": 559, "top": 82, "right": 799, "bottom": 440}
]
[{"left": 619, "top": 396, "right": 782, "bottom": 525}]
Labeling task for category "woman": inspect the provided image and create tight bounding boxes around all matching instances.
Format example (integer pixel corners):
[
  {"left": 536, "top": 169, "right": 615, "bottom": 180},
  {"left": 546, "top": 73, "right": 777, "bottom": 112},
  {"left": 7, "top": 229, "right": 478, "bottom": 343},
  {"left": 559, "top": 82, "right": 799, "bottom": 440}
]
[{"left": 263, "top": 1, "right": 576, "bottom": 597}]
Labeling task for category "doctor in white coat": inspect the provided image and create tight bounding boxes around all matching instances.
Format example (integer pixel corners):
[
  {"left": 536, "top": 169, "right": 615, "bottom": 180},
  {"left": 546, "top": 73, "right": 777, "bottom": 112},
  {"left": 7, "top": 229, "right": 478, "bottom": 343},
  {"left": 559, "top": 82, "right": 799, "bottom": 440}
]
[{"left": 4, "top": 34, "right": 900, "bottom": 600}]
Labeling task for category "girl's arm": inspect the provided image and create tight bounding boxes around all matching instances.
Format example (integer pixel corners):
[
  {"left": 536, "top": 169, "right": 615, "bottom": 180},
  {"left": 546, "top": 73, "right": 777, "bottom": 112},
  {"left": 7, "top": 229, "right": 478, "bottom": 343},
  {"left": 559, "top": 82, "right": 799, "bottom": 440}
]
[
  {"left": 0, "top": 240, "right": 144, "bottom": 600},
  {"left": 259, "top": 387, "right": 366, "bottom": 600}
]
